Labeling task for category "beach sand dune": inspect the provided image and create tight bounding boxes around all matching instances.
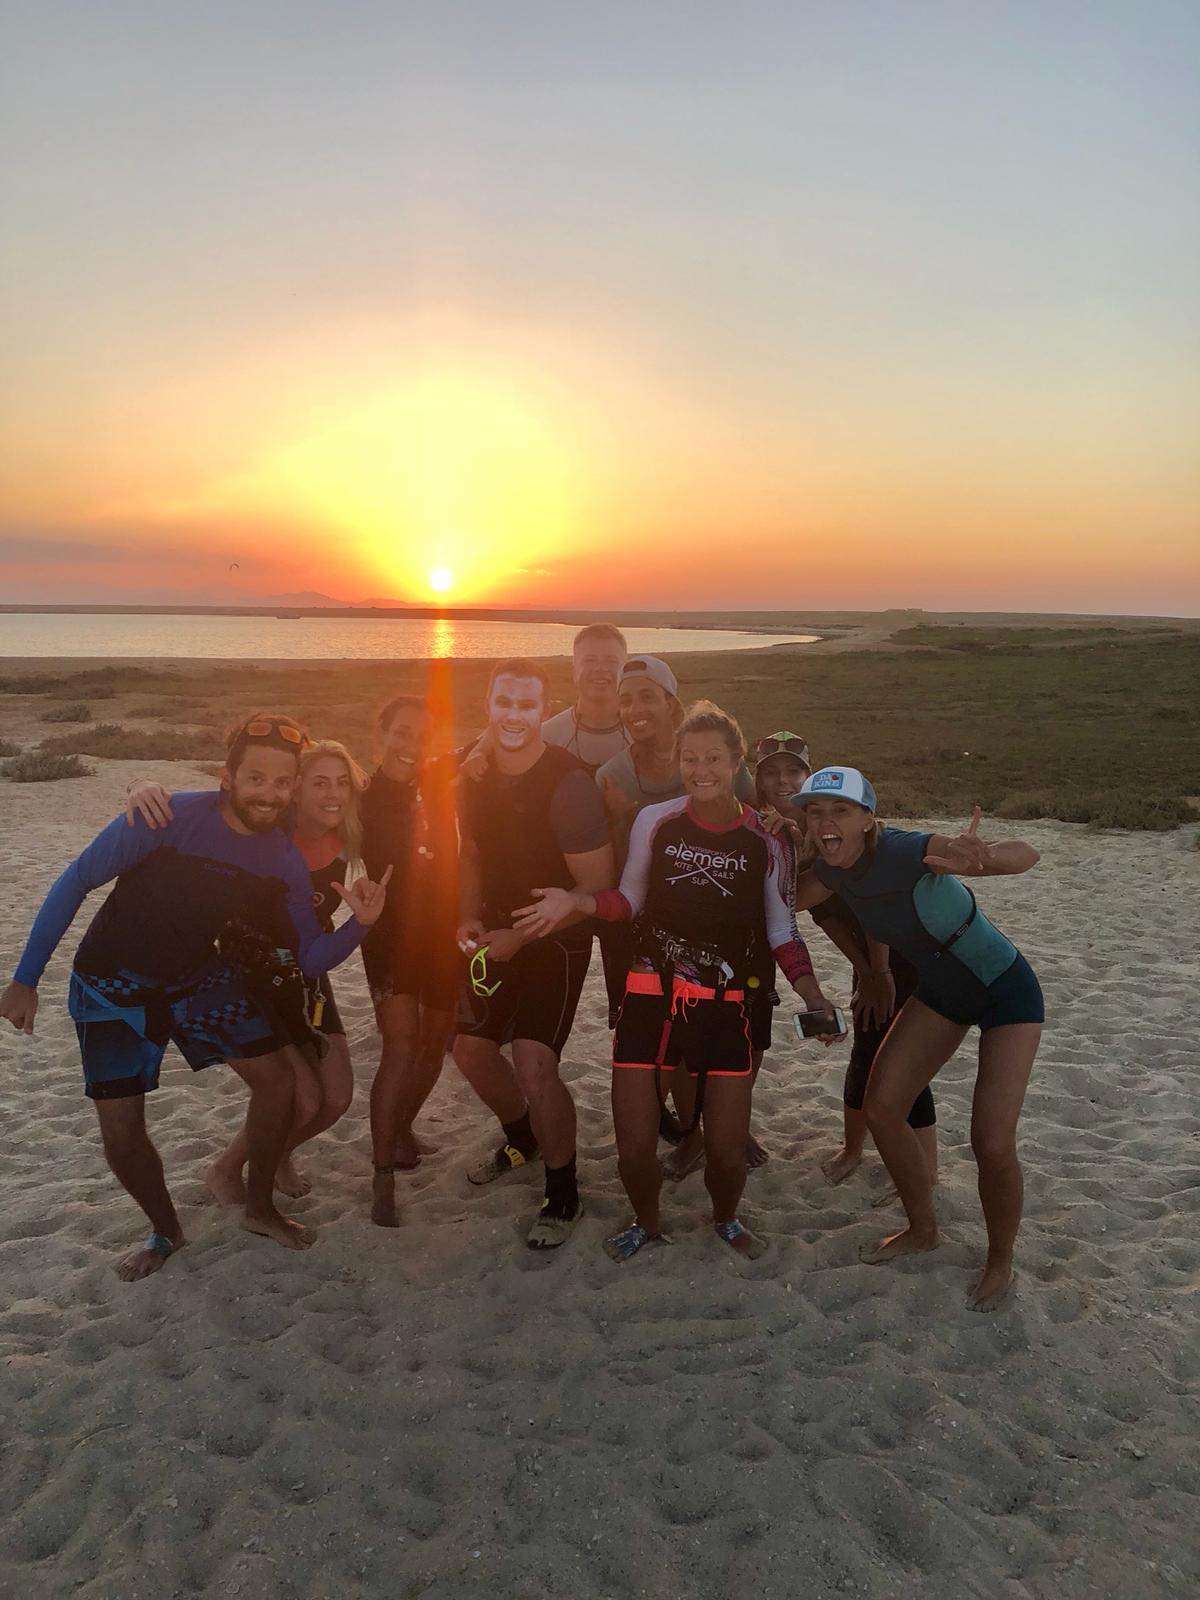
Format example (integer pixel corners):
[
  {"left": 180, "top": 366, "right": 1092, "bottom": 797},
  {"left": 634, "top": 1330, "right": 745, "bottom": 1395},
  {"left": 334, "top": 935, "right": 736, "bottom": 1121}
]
[{"left": 0, "top": 764, "right": 1196, "bottom": 1599}]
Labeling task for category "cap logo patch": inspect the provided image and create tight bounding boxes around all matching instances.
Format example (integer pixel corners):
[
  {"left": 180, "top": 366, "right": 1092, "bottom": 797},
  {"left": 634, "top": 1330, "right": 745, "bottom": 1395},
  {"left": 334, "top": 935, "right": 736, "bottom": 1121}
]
[{"left": 811, "top": 770, "right": 845, "bottom": 792}]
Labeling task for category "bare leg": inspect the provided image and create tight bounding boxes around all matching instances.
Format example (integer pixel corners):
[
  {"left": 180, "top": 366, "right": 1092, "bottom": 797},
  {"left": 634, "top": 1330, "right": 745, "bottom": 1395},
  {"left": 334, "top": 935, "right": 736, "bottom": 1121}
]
[
  {"left": 511, "top": 1039, "right": 575, "bottom": 1169},
  {"left": 94, "top": 1096, "right": 186, "bottom": 1281},
  {"left": 207, "top": 1050, "right": 322, "bottom": 1202},
  {"left": 370, "top": 995, "right": 419, "bottom": 1227},
  {"left": 703, "top": 1075, "right": 764, "bottom": 1257},
  {"left": 228, "top": 1052, "right": 313, "bottom": 1249},
  {"left": 275, "top": 1037, "right": 354, "bottom": 1193},
  {"left": 662, "top": 1070, "right": 704, "bottom": 1180},
  {"left": 862, "top": 1000, "right": 966, "bottom": 1264},
  {"left": 452, "top": 1034, "right": 528, "bottom": 1125},
  {"left": 968, "top": 1022, "right": 1041, "bottom": 1310},
  {"left": 392, "top": 1004, "right": 453, "bottom": 1165},
  {"left": 612, "top": 1069, "right": 665, "bottom": 1232},
  {"left": 823, "top": 1103, "right": 867, "bottom": 1184}
]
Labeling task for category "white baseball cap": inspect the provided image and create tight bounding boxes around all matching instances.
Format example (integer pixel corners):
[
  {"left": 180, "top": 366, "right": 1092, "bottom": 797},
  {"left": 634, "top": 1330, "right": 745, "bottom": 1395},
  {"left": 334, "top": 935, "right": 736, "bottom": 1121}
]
[
  {"left": 619, "top": 655, "right": 679, "bottom": 698},
  {"left": 793, "top": 765, "right": 877, "bottom": 813}
]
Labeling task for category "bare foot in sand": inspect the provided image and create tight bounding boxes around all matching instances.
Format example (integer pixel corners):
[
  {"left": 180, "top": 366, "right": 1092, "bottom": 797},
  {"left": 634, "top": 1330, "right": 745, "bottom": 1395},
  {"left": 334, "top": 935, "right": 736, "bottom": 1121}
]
[
  {"left": 662, "top": 1134, "right": 705, "bottom": 1183},
  {"left": 241, "top": 1208, "right": 314, "bottom": 1249},
  {"left": 204, "top": 1159, "right": 245, "bottom": 1206},
  {"left": 746, "top": 1134, "right": 769, "bottom": 1169},
  {"left": 275, "top": 1157, "right": 311, "bottom": 1198},
  {"left": 717, "top": 1221, "right": 768, "bottom": 1260},
  {"left": 822, "top": 1145, "right": 863, "bottom": 1186},
  {"left": 371, "top": 1171, "right": 400, "bottom": 1228},
  {"left": 969, "top": 1260, "right": 1015, "bottom": 1312},
  {"left": 859, "top": 1226, "right": 939, "bottom": 1265},
  {"left": 392, "top": 1133, "right": 422, "bottom": 1172},
  {"left": 116, "top": 1233, "right": 186, "bottom": 1282}
]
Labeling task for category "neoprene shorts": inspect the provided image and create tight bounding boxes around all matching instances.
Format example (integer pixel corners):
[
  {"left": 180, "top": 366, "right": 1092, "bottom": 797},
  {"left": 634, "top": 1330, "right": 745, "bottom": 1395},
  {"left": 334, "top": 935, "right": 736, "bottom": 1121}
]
[
  {"left": 363, "top": 926, "right": 459, "bottom": 1014},
  {"left": 455, "top": 933, "right": 592, "bottom": 1059},
  {"left": 613, "top": 971, "right": 754, "bottom": 1079},
  {"left": 843, "top": 959, "right": 935, "bottom": 1129},
  {"left": 919, "top": 951, "right": 1044, "bottom": 1032}
]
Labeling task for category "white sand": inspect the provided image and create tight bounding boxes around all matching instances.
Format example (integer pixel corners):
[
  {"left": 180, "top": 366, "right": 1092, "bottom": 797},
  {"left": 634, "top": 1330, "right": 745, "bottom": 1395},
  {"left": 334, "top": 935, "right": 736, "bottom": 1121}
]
[{"left": 1, "top": 761, "right": 1196, "bottom": 1600}]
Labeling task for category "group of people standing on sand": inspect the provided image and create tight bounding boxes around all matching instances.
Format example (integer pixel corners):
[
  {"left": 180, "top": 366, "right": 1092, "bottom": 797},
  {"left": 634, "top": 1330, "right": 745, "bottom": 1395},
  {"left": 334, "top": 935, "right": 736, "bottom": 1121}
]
[{"left": 1, "top": 623, "right": 1044, "bottom": 1310}]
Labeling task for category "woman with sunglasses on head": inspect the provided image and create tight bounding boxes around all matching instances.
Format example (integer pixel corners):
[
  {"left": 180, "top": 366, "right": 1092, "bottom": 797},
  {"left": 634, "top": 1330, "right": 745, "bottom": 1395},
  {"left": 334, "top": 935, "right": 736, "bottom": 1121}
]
[
  {"left": 753, "top": 735, "right": 938, "bottom": 1198},
  {"left": 514, "top": 701, "right": 839, "bottom": 1263},
  {"left": 126, "top": 737, "right": 372, "bottom": 1202},
  {"left": 790, "top": 769, "right": 1043, "bottom": 1311}
]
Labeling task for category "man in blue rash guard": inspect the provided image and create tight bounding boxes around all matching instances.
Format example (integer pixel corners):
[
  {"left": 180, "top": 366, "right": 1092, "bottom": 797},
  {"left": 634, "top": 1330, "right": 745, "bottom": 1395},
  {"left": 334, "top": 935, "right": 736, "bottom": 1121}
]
[{"left": 0, "top": 714, "right": 391, "bottom": 1283}]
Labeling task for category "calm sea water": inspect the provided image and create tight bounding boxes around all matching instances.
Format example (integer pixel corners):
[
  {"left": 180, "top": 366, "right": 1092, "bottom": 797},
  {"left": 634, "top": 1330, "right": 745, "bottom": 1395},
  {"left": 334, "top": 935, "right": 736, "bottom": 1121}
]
[{"left": 0, "top": 613, "right": 816, "bottom": 661}]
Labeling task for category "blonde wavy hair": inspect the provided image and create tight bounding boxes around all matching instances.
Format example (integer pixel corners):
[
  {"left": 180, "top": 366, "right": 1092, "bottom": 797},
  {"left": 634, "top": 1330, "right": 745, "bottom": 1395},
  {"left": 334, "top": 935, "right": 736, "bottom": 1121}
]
[{"left": 298, "top": 739, "right": 369, "bottom": 870}]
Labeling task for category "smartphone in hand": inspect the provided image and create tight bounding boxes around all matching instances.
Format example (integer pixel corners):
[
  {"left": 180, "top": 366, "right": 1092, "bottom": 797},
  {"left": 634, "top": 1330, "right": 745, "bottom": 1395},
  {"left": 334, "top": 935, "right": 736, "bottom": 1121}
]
[{"left": 793, "top": 1007, "right": 847, "bottom": 1040}]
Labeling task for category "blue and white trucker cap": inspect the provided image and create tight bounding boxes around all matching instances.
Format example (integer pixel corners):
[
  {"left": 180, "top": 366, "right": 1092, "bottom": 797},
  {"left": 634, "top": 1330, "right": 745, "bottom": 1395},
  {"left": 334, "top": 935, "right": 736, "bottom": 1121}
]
[{"left": 793, "top": 766, "right": 877, "bottom": 813}]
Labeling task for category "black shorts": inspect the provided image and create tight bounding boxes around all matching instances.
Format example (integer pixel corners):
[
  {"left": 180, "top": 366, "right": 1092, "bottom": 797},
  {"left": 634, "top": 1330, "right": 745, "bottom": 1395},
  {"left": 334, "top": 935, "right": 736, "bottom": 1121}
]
[
  {"left": 844, "top": 956, "right": 935, "bottom": 1130},
  {"left": 363, "top": 929, "right": 460, "bottom": 1014},
  {"left": 613, "top": 972, "right": 754, "bottom": 1079},
  {"left": 313, "top": 975, "right": 345, "bottom": 1038},
  {"left": 746, "top": 979, "right": 777, "bottom": 1054},
  {"left": 455, "top": 934, "right": 591, "bottom": 1059}
]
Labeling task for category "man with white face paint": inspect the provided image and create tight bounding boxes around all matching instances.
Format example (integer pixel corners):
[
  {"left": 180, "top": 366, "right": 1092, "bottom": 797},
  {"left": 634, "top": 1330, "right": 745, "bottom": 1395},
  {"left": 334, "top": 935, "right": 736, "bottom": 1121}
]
[
  {"left": 540, "top": 623, "right": 631, "bottom": 775},
  {"left": 454, "top": 658, "right": 614, "bottom": 1248}
]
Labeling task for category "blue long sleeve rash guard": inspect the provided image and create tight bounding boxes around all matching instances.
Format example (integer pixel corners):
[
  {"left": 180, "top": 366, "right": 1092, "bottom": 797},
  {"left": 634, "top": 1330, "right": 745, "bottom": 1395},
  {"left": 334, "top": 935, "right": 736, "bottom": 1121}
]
[{"left": 14, "top": 791, "right": 364, "bottom": 988}]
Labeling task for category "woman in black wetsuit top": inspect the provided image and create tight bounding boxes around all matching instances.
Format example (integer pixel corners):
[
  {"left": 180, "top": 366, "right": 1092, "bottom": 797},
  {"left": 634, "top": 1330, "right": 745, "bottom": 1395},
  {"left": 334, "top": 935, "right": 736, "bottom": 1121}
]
[{"left": 359, "top": 694, "right": 464, "bottom": 1227}]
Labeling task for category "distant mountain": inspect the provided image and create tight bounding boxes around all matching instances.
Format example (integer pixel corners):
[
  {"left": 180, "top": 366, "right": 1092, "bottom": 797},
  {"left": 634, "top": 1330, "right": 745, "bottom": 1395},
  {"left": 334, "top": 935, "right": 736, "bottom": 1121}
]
[
  {"left": 258, "top": 590, "right": 348, "bottom": 608},
  {"left": 353, "top": 596, "right": 415, "bottom": 609}
]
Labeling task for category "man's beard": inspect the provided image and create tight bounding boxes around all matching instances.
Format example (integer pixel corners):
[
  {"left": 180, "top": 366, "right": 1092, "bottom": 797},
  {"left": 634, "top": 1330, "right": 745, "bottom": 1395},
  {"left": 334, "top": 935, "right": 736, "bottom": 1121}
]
[{"left": 229, "top": 794, "right": 288, "bottom": 833}]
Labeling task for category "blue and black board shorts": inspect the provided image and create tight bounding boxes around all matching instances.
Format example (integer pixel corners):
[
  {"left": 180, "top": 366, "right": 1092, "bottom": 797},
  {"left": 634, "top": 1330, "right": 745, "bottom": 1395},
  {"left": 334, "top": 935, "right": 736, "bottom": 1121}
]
[{"left": 70, "top": 961, "right": 281, "bottom": 1100}]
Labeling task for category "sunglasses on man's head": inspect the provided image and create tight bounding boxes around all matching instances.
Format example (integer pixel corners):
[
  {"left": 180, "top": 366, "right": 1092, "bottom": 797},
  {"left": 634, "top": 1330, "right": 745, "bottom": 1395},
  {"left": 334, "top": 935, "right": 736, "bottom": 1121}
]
[
  {"left": 238, "top": 717, "right": 309, "bottom": 747},
  {"left": 754, "top": 732, "right": 810, "bottom": 762}
]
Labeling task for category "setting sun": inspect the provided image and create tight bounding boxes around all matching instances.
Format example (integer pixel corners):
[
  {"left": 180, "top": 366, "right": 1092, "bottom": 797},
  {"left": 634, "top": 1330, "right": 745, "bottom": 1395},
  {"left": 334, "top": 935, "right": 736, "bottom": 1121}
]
[{"left": 429, "top": 566, "right": 454, "bottom": 594}]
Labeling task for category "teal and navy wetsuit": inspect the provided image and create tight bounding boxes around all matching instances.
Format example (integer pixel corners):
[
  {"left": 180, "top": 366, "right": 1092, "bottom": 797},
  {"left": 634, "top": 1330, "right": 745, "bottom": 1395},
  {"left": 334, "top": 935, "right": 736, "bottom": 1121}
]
[{"left": 813, "top": 828, "right": 1043, "bottom": 1031}]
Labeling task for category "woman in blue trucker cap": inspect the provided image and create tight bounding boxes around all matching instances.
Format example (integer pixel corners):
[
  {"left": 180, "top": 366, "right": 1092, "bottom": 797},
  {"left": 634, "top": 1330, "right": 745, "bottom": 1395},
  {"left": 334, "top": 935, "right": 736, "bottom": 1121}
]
[{"left": 791, "top": 767, "right": 1044, "bottom": 1312}]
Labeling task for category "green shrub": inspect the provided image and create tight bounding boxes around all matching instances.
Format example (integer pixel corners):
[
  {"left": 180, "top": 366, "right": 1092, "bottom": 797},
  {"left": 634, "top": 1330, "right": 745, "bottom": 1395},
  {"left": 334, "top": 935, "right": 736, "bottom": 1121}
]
[
  {"left": 40, "top": 723, "right": 225, "bottom": 760},
  {"left": 41, "top": 702, "right": 93, "bottom": 723},
  {"left": 4, "top": 751, "right": 95, "bottom": 782}
]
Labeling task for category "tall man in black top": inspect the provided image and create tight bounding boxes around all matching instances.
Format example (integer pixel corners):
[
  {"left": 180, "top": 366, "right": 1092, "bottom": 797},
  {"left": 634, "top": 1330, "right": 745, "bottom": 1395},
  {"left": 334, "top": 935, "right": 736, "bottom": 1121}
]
[{"left": 455, "top": 658, "right": 614, "bottom": 1249}]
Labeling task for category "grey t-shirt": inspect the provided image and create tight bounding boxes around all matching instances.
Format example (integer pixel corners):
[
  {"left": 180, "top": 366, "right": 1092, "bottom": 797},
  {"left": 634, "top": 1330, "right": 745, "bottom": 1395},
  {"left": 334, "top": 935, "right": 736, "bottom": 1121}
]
[{"left": 541, "top": 706, "right": 630, "bottom": 774}]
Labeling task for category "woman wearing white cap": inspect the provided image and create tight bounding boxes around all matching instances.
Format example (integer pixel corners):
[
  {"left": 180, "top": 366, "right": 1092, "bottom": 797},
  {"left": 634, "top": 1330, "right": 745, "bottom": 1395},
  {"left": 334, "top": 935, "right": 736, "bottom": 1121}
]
[{"left": 791, "top": 767, "right": 1043, "bottom": 1311}]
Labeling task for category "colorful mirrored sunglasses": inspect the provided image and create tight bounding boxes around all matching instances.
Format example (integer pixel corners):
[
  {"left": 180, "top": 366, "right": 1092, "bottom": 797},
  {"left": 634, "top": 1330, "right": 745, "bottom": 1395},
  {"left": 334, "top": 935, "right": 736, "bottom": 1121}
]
[{"left": 238, "top": 716, "right": 309, "bottom": 747}]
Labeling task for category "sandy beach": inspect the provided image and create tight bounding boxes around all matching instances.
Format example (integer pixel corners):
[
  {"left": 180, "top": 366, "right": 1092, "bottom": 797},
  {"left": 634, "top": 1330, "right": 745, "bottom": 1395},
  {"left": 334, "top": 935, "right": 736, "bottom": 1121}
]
[{"left": 1, "top": 752, "right": 1196, "bottom": 1600}]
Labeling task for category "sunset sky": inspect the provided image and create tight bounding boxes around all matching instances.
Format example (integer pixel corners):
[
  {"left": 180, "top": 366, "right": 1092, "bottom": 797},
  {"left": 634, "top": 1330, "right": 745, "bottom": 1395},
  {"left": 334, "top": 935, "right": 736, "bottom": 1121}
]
[{"left": 1, "top": 1, "right": 1197, "bottom": 614}]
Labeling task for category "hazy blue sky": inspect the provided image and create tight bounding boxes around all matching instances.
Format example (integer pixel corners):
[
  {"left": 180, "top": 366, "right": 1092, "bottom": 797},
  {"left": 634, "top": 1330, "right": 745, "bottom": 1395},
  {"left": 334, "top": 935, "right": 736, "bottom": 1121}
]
[{"left": 2, "top": 1, "right": 1197, "bottom": 610}]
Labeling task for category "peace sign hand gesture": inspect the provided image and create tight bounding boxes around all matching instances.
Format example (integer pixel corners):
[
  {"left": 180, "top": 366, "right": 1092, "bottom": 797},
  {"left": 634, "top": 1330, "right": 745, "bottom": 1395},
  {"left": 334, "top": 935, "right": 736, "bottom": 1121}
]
[
  {"left": 923, "top": 806, "right": 993, "bottom": 875},
  {"left": 334, "top": 863, "right": 393, "bottom": 925}
]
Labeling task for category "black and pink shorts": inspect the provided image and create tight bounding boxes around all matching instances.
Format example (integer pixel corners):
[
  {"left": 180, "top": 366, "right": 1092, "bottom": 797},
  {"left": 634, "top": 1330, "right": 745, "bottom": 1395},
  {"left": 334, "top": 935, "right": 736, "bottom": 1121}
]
[{"left": 612, "top": 971, "right": 754, "bottom": 1079}]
